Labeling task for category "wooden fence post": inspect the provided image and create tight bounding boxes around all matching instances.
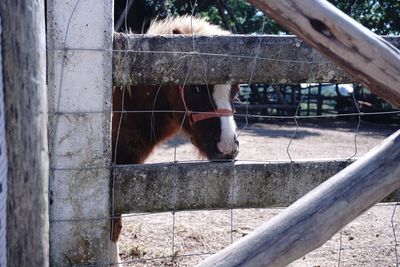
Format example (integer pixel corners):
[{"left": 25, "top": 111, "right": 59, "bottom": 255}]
[
  {"left": 0, "top": 0, "right": 49, "bottom": 266},
  {"left": 0, "top": 17, "right": 7, "bottom": 267}
]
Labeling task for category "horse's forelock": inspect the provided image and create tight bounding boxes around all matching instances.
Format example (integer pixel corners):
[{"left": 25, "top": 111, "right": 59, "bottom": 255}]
[{"left": 147, "top": 15, "right": 231, "bottom": 35}]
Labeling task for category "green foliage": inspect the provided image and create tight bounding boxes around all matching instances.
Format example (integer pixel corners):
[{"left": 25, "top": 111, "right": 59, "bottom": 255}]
[
  {"left": 328, "top": 0, "right": 400, "bottom": 35},
  {"left": 115, "top": 0, "right": 400, "bottom": 35}
]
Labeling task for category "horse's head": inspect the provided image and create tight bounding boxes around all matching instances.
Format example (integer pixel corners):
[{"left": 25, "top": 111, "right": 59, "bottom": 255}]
[
  {"left": 180, "top": 84, "right": 239, "bottom": 161},
  {"left": 147, "top": 16, "right": 237, "bottom": 160}
]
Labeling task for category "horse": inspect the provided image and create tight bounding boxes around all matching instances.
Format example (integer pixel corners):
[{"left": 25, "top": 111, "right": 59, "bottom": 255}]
[{"left": 110, "top": 16, "right": 239, "bottom": 265}]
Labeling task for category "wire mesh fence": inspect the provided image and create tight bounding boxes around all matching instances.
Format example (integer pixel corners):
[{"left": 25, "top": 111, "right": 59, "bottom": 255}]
[
  {"left": 47, "top": 0, "right": 400, "bottom": 266},
  {"left": 117, "top": 203, "right": 399, "bottom": 266}
]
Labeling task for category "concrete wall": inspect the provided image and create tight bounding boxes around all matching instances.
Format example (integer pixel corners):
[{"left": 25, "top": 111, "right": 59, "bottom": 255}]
[
  {"left": 47, "top": 0, "right": 113, "bottom": 265},
  {"left": 114, "top": 160, "right": 400, "bottom": 214},
  {"left": 113, "top": 34, "right": 400, "bottom": 85}
]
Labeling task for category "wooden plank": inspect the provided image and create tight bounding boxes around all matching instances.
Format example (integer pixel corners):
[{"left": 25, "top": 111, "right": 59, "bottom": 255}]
[
  {"left": 197, "top": 130, "right": 400, "bottom": 267},
  {"left": 247, "top": 0, "right": 400, "bottom": 108},
  {"left": 113, "top": 159, "right": 399, "bottom": 214},
  {"left": 0, "top": 18, "right": 7, "bottom": 267},
  {"left": 112, "top": 34, "right": 400, "bottom": 86},
  {"left": 0, "top": 1, "right": 49, "bottom": 266}
]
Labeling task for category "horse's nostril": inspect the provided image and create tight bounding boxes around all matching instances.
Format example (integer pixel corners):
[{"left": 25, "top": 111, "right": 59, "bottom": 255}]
[{"left": 217, "top": 138, "right": 239, "bottom": 158}]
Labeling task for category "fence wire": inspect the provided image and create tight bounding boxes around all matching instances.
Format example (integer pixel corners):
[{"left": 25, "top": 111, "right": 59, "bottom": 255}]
[{"left": 47, "top": 1, "right": 400, "bottom": 266}]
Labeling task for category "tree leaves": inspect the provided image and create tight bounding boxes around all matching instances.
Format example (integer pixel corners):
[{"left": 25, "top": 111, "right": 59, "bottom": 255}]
[{"left": 114, "top": 0, "right": 400, "bottom": 35}]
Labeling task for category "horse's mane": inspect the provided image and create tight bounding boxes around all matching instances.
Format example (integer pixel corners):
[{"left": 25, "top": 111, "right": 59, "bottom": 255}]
[{"left": 147, "top": 15, "right": 230, "bottom": 35}]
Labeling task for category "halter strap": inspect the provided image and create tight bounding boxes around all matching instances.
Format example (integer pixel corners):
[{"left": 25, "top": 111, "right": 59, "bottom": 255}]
[
  {"left": 190, "top": 109, "right": 233, "bottom": 123},
  {"left": 179, "top": 85, "right": 234, "bottom": 126}
]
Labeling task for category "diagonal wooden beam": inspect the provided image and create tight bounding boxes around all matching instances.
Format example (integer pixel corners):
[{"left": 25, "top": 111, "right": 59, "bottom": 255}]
[
  {"left": 196, "top": 1, "right": 400, "bottom": 266},
  {"left": 196, "top": 130, "right": 400, "bottom": 267},
  {"left": 247, "top": 0, "right": 400, "bottom": 108}
]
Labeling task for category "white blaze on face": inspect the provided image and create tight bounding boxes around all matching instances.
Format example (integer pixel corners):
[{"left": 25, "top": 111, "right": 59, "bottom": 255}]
[{"left": 212, "top": 84, "right": 237, "bottom": 155}]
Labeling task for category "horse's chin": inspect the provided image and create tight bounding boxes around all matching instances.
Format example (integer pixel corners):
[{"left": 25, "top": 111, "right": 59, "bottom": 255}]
[
  {"left": 205, "top": 150, "right": 239, "bottom": 162},
  {"left": 191, "top": 137, "right": 239, "bottom": 162},
  {"left": 194, "top": 146, "right": 237, "bottom": 162}
]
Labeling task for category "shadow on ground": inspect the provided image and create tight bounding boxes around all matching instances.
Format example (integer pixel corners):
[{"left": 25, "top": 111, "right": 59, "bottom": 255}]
[{"left": 163, "top": 120, "right": 398, "bottom": 149}]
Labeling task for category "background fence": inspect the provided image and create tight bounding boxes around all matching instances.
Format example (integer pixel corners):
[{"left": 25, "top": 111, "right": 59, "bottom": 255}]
[{"left": 235, "top": 83, "right": 400, "bottom": 122}]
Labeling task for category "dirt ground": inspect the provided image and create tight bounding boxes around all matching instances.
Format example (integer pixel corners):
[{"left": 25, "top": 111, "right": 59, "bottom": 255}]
[{"left": 119, "top": 120, "right": 399, "bottom": 266}]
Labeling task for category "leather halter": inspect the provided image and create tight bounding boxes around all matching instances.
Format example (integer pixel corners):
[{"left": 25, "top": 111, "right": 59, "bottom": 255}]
[{"left": 179, "top": 85, "right": 234, "bottom": 126}]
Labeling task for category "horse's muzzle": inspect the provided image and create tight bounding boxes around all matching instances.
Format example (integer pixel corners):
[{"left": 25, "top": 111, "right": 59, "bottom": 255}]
[{"left": 213, "top": 137, "right": 239, "bottom": 161}]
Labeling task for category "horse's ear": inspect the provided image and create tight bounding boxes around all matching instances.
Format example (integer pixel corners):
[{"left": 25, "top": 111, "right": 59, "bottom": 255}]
[{"left": 172, "top": 29, "right": 182, "bottom": 34}]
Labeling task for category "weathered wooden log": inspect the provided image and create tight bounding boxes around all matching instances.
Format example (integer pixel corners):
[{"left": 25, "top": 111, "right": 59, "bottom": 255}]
[
  {"left": 0, "top": 19, "right": 7, "bottom": 267},
  {"left": 112, "top": 34, "right": 400, "bottom": 86},
  {"left": 113, "top": 159, "right": 400, "bottom": 214},
  {"left": 196, "top": 130, "right": 400, "bottom": 267},
  {"left": 247, "top": 0, "right": 400, "bottom": 109},
  {"left": 0, "top": 0, "right": 49, "bottom": 266}
]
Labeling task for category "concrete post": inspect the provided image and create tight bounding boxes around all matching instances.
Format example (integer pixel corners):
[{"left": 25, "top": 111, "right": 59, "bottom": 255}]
[{"left": 47, "top": 0, "right": 113, "bottom": 265}]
